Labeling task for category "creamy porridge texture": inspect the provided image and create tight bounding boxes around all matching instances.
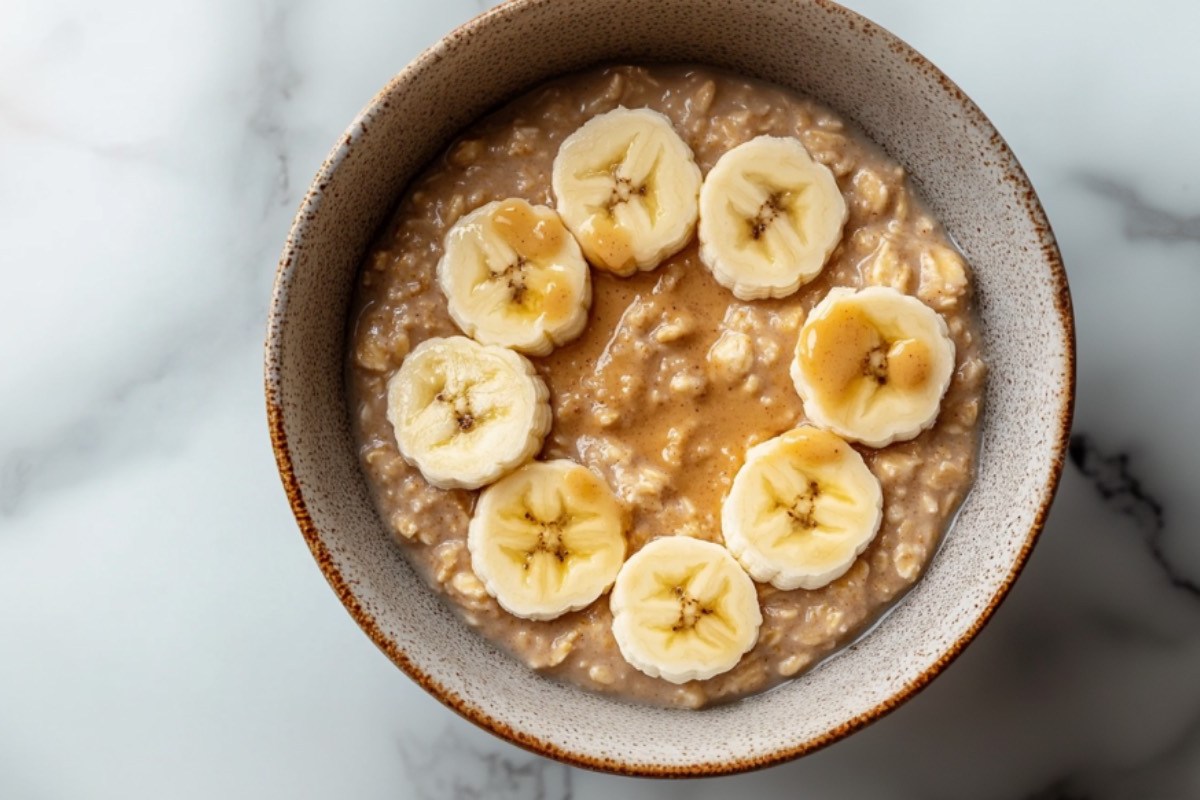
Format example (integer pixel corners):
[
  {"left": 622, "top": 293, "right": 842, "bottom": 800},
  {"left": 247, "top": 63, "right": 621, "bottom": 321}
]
[{"left": 348, "top": 65, "right": 985, "bottom": 708}]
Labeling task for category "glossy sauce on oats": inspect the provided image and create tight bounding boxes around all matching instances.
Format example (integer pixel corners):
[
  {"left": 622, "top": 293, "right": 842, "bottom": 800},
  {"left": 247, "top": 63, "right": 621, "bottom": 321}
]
[{"left": 347, "top": 65, "right": 986, "bottom": 708}]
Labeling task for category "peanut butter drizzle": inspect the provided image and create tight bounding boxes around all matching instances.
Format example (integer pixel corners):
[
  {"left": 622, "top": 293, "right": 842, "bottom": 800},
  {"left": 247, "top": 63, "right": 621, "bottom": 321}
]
[
  {"left": 539, "top": 279, "right": 575, "bottom": 323},
  {"left": 799, "top": 304, "right": 883, "bottom": 401},
  {"left": 563, "top": 464, "right": 603, "bottom": 505},
  {"left": 799, "top": 303, "right": 933, "bottom": 401},
  {"left": 885, "top": 338, "right": 933, "bottom": 391},
  {"left": 491, "top": 200, "right": 578, "bottom": 321},
  {"left": 493, "top": 199, "right": 566, "bottom": 261},
  {"left": 780, "top": 426, "right": 846, "bottom": 466},
  {"left": 584, "top": 213, "right": 635, "bottom": 273}
]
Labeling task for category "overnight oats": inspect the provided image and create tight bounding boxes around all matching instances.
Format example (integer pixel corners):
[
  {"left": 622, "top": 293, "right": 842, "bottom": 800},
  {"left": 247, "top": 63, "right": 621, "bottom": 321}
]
[{"left": 347, "top": 65, "right": 986, "bottom": 708}]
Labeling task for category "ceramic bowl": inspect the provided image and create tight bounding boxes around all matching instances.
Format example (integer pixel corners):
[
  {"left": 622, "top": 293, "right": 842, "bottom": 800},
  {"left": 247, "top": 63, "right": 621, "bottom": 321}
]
[{"left": 265, "top": 0, "right": 1074, "bottom": 776}]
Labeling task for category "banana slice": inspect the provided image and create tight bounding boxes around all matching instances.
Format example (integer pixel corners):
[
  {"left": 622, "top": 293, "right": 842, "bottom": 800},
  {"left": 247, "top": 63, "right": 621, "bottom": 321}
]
[
  {"left": 722, "top": 426, "right": 883, "bottom": 590},
  {"left": 468, "top": 460, "right": 626, "bottom": 620},
  {"left": 437, "top": 199, "right": 591, "bottom": 356},
  {"left": 610, "top": 536, "right": 762, "bottom": 684},
  {"left": 790, "top": 286, "right": 955, "bottom": 448},
  {"left": 698, "top": 136, "right": 847, "bottom": 300},
  {"left": 386, "top": 336, "right": 551, "bottom": 490},
  {"left": 551, "top": 107, "right": 701, "bottom": 276}
]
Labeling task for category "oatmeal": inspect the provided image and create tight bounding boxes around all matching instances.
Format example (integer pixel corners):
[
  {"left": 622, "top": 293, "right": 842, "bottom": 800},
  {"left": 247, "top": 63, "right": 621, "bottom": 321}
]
[{"left": 348, "top": 65, "right": 985, "bottom": 708}]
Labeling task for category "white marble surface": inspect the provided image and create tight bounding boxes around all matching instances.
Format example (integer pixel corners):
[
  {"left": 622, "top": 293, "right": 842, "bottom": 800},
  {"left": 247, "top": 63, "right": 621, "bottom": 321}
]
[{"left": 2, "top": 0, "right": 1199, "bottom": 796}]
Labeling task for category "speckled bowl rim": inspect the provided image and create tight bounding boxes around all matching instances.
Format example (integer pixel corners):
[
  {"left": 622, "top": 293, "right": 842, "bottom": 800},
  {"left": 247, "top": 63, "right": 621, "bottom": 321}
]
[{"left": 265, "top": 0, "right": 1075, "bottom": 778}]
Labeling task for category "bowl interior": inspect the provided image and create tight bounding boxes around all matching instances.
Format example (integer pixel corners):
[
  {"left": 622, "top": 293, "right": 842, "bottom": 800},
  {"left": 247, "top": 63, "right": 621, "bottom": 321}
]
[{"left": 266, "top": 0, "right": 1072, "bottom": 776}]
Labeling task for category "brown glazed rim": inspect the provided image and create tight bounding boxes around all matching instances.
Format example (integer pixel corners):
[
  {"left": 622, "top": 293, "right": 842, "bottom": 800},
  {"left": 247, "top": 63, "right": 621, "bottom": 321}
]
[{"left": 265, "top": 0, "right": 1077, "bottom": 778}]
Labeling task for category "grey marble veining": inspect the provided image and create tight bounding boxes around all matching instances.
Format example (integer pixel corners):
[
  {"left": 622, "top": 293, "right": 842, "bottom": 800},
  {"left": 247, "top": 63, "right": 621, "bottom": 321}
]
[
  {"left": 1070, "top": 434, "right": 1198, "bottom": 597},
  {"left": 399, "top": 726, "right": 575, "bottom": 800},
  {"left": 2, "top": 0, "right": 1199, "bottom": 797},
  {"left": 1079, "top": 176, "right": 1200, "bottom": 246}
]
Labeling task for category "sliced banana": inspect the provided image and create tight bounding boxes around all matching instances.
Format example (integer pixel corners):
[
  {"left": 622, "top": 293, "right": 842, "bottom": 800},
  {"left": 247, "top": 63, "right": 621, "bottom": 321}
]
[
  {"left": 437, "top": 199, "right": 591, "bottom": 356},
  {"left": 723, "top": 426, "right": 883, "bottom": 590},
  {"left": 386, "top": 336, "right": 551, "bottom": 490},
  {"left": 698, "top": 136, "right": 847, "bottom": 300},
  {"left": 551, "top": 107, "right": 701, "bottom": 276},
  {"left": 468, "top": 459, "right": 626, "bottom": 620},
  {"left": 610, "top": 536, "right": 762, "bottom": 684},
  {"left": 790, "top": 286, "right": 955, "bottom": 448}
]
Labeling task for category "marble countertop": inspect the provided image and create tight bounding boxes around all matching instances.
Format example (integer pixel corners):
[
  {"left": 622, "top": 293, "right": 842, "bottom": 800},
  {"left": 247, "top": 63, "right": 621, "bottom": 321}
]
[{"left": 3, "top": 0, "right": 1199, "bottom": 796}]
